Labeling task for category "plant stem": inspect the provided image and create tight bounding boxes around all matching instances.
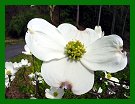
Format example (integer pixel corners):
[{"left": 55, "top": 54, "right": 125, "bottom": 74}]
[
  {"left": 8, "top": 75, "right": 11, "bottom": 87},
  {"left": 32, "top": 55, "right": 38, "bottom": 98}
]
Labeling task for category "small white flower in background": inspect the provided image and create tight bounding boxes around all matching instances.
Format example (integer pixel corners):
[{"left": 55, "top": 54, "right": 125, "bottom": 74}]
[
  {"left": 31, "top": 78, "right": 43, "bottom": 85},
  {"left": 30, "top": 94, "right": 36, "bottom": 99},
  {"left": 35, "top": 71, "right": 41, "bottom": 76},
  {"left": 30, "top": 5, "right": 35, "bottom": 7},
  {"left": 45, "top": 87, "right": 64, "bottom": 99},
  {"left": 30, "top": 97, "right": 37, "bottom": 99},
  {"left": 22, "top": 45, "right": 32, "bottom": 55},
  {"left": 97, "top": 87, "right": 103, "bottom": 93},
  {"left": 18, "top": 62, "right": 23, "bottom": 68},
  {"left": 92, "top": 86, "right": 97, "bottom": 92},
  {"left": 31, "top": 81, "right": 36, "bottom": 85},
  {"left": 21, "top": 59, "right": 31, "bottom": 66},
  {"left": 27, "top": 63, "right": 31, "bottom": 67},
  {"left": 13, "top": 62, "right": 20, "bottom": 69},
  {"left": 105, "top": 72, "right": 120, "bottom": 86},
  {"left": 122, "top": 84, "right": 129, "bottom": 89},
  {"left": 5, "top": 62, "right": 17, "bottom": 75},
  {"left": 94, "top": 26, "right": 104, "bottom": 38},
  {"left": 5, "top": 74, "right": 15, "bottom": 88},
  {"left": 108, "top": 91, "right": 116, "bottom": 95},
  {"left": 29, "top": 72, "right": 43, "bottom": 85},
  {"left": 21, "top": 59, "right": 28, "bottom": 66},
  {"left": 37, "top": 77, "right": 44, "bottom": 83},
  {"left": 25, "top": 18, "right": 127, "bottom": 95},
  {"left": 31, "top": 80, "right": 43, "bottom": 85},
  {"left": 28, "top": 73, "right": 35, "bottom": 79}
]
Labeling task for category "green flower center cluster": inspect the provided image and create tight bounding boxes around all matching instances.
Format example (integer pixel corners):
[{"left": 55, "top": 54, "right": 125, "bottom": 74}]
[
  {"left": 107, "top": 73, "right": 112, "bottom": 79},
  {"left": 53, "top": 92, "right": 58, "bottom": 97},
  {"left": 6, "top": 70, "right": 11, "bottom": 75},
  {"left": 65, "top": 40, "right": 86, "bottom": 61}
]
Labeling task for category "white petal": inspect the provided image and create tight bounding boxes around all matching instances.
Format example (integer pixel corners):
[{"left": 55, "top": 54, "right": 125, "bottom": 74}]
[
  {"left": 41, "top": 58, "right": 94, "bottom": 95},
  {"left": 28, "top": 73, "right": 35, "bottom": 78},
  {"left": 13, "top": 62, "right": 19, "bottom": 69},
  {"left": 110, "top": 77, "right": 119, "bottom": 83},
  {"left": 57, "top": 23, "right": 100, "bottom": 47},
  {"left": 97, "top": 87, "right": 103, "bottom": 93},
  {"left": 45, "top": 87, "right": 64, "bottom": 99},
  {"left": 94, "top": 26, "right": 104, "bottom": 38},
  {"left": 5, "top": 62, "right": 17, "bottom": 75},
  {"left": 81, "top": 35, "right": 127, "bottom": 73},
  {"left": 10, "top": 76, "right": 15, "bottom": 81},
  {"left": 57, "top": 23, "right": 78, "bottom": 42},
  {"left": 25, "top": 29, "right": 66, "bottom": 62},
  {"left": 45, "top": 89, "right": 55, "bottom": 99},
  {"left": 22, "top": 45, "right": 32, "bottom": 55},
  {"left": 21, "top": 59, "right": 28, "bottom": 65},
  {"left": 5, "top": 62, "right": 13, "bottom": 71},
  {"left": 27, "top": 18, "right": 66, "bottom": 46},
  {"left": 18, "top": 62, "right": 22, "bottom": 68},
  {"left": 24, "top": 45, "right": 31, "bottom": 53}
]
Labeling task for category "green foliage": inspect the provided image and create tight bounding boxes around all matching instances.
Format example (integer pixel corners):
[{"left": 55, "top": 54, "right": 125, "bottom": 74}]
[
  {"left": 8, "top": 53, "right": 130, "bottom": 99},
  {"left": 8, "top": 7, "right": 50, "bottom": 38}
]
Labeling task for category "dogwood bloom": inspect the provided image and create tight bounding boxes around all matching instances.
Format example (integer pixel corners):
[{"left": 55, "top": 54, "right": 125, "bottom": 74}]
[
  {"left": 21, "top": 59, "right": 31, "bottom": 66},
  {"left": 13, "top": 62, "right": 19, "bottom": 69},
  {"left": 18, "top": 62, "right": 23, "bottom": 68},
  {"left": 25, "top": 18, "right": 127, "bottom": 95},
  {"left": 5, "top": 75, "right": 15, "bottom": 88},
  {"left": 104, "top": 72, "right": 120, "bottom": 86},
  {"left": 28, "top": 73, "right": 35, "bottom": 79},
  {"left": 5, "top": 62, "right": 17, "bottom": 75},
  {"left": 22, "top": 45, "right": 32, "bottom": 55},
  {"left": 45, "top": 87, "right": 64, "bottom": 99}
]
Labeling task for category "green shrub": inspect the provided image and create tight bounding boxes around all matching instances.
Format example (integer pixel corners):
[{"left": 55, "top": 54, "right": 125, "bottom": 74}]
[{"left": 8, "top": 7, "right": 50, "bottom": 38}]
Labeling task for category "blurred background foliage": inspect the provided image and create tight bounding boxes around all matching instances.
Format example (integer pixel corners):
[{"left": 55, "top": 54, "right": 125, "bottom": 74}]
[{"left": 6, "top": 5, "right": 129, "bottom": 50}]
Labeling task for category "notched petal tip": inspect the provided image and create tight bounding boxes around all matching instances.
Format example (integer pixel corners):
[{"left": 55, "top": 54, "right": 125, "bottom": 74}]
[{"left": 60, "top": 81, "right": 72, "bottom": 90}]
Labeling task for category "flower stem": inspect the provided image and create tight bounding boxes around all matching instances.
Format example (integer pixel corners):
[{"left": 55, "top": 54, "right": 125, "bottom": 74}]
[
  {"left": 31, "top": 55, "right": 38, "bottom": 97},
  {"left": 8, "top": 75, "right": 11, "bottom": 87},
  {"left": 23, "top": 67, "right": 26, "bottom": 80}
]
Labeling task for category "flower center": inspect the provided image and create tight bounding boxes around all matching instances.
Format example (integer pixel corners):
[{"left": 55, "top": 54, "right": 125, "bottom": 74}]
[
  {"left": 65, "top": 40, "right": 86, "bottom": 61},
  {"left": 53, "top": 92, "right": 58, "bottom": 97},
  {"left": 6, "top": 70, "right": 11, "bottom": 75},
  {"left": 107, "top": 73, "right": 112, "bottom": 79}
]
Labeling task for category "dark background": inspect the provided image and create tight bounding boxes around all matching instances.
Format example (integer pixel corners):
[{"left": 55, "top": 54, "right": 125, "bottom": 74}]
[{"left": 6, "top": 5, "right": 130, "bottom": 50}]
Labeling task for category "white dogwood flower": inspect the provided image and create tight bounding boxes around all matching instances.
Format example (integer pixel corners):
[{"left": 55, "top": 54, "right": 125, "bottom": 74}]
[
  {"left": 21, "top": 59, "right": 31, "bottom": 66},
  {"left": 5, "top": 62, "right": 17, "bottom": 75},
  {"left": 25, "top": 18, "right": 127, "bottom": 95},
  {"left": 13, "top": 62, "right": 20, "bottom": 69},
  {"left": 45, "top": 87, "right": 64, "bottom": 99},
  {"left": 21, "top": 59, "right": 28, "bottom": 65},
  {"left": 105, "top": 72, "right": 120, "bottom": 86},
  {"left": 22, "top": 45, "right": 32, "bottom": 55},
  {"left": 5, "top": 74, "right": 15, "bottom": 88},
  {"left": 28, "top": 73, "right": 35, "bottom": 79}
]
